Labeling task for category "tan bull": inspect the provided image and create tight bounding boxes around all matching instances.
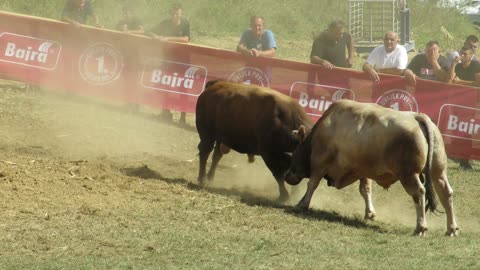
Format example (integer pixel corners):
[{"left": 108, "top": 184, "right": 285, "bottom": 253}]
[{"left": 285, "top": 99, "right": 459, "bottom": 236}]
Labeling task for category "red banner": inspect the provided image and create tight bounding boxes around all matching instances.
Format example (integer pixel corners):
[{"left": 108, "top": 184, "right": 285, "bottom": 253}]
[{"left": 0, "top": 11, "right": 479, "bottom": 160}]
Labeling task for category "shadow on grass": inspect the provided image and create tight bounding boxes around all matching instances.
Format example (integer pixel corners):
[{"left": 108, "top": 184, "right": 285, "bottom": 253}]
[{"left": 123, "top": 164, "right": 385, "bottom": 233}]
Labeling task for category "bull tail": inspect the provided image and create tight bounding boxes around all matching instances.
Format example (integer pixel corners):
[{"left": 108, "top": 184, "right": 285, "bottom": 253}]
[{"left": 415, "top": 114, "right": 437, "bottom": 213}]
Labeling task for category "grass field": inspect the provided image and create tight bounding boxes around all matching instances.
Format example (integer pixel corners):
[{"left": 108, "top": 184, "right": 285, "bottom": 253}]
[{"left": 0, "top": 81, "right": 479, "bottom": 270}]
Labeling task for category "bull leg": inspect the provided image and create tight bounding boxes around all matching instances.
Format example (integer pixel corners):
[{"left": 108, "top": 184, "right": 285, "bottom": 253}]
[
  {"left": 433, "top": 171, "right": 459, "bottom": 237},
  {"left": 400, "top": 174, "right": 427, "bottom": 236},
  {"left": 261, "top": 152, "right": 291, "bottom": 202},
  {"left": 197, "top": 138, "right": 215, "bottom": 185},
  {"left": 359, "top": 178, "right": 376, "bottom": 221},
  {"left": 207, "top": 142, "right": 224, "bottom": 181},
  {"left": 296, "top": 175, "right": 323, "bottom": 210}
]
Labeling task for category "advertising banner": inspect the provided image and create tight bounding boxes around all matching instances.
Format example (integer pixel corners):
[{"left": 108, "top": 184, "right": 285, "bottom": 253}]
[{"left": 0, "top": 11, "right": 479, "bottom": 159}]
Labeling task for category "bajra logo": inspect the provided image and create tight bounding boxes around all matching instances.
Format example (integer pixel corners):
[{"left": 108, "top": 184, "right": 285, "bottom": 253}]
[
  {"left": 228, "top": 67, "right": 270, "bottom": 87},
  {"left": 0, "top": 32, "right": 61, "bottom": 70},
  {"left": 290, "top": 82, "right": 355, "bottom": 117},
  {"left": 79, "top": 43, "right": 124, "bottom": 85},
  {"left": 375, "top": 89, "right": 418, "bottom": 112},
  {"left": 141, "top": 59, "right": 207, "bottom": 96},
  {"left": 438, "top": 104, "right": 480, "bottom": 142}
]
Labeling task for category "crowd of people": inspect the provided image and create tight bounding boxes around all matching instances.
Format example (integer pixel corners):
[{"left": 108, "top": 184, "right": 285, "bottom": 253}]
[{"left": 60, "top": 0, "right": 476, "bottom": 169}]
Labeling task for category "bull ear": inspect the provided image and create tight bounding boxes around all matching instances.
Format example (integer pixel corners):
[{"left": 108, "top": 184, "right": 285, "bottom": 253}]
[{"left": 298, "top": 125, "right": 307, "bottom": 142}]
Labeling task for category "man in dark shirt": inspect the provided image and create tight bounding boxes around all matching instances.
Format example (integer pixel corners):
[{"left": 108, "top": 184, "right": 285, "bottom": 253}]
[
  {"left": 116, "top": 4, "right": 144, "bottom": 35},
  {"left": 149, "top": 3, "right": 190, "bottom": 125},
  {"left": 404, "top": 40, "right": 449, "bottom": 85},
  {"left": 150, "top": 4, "right": 190, "bottom": 43},
  {"left": 310, "top": 20, "right": 354, "bottom": 69},
  {"left": 61, "top": 0, "right": 101, "bottom": 27},
  {"left": 447, "top": 45, "right": 480, "bottom": 86}
]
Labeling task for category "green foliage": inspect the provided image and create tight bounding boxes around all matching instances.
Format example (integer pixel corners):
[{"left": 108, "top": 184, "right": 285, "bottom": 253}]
[{"left": 1, "top": 0, "right": 476, "bottom": 53}]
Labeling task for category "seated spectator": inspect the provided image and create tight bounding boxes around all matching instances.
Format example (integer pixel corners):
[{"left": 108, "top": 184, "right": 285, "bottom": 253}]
[
  {"left": 116, "top": 4, "right": 144, "bottom": 35},
  {"left": 310, "top": 19, "right": 354, "bottom": 69},
  {"left": 149, "top": 3, "right": 190, "bottom": 125},
  {"left": 61, "top": 0, "right": 101, "bottom": 28},
  {"left": 446, "top": 45, "right": 480, "bottom": 87},
  {"left": 404, "top": 40, "right": 449, "bottom": 85},
  {"left": 362, "top": 31, "right": 408, "bottom": 83},
  {"left": 236, "top": 16, "right": 277, "bottom": 58}
]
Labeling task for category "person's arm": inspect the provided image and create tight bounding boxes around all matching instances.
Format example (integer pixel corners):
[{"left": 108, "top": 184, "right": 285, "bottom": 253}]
[
  {"left": 62, "top": 15, "right": 81, "bottom": 26},
  {"left": 236, "top": 42, "right": 252, "bottom": 56},
  {"left": 310, "top": 37, "right": 334, "bottom": 69},
  {"left": 253, "top": 48, "right": 276, "bottom": 57},
  {"left": 163, "top": 36, "right": 189, "bottom": 43},
  {"left": 347, "top": 33, "right": 354, "bottom": 68},
  {"left": 377, "top": 68, "right": 405, "bottom": 76},
  {"left": 236, "top": 30, "right": 253, "bottom": 56},
  {"left": 126, "top": 25, "right": 145, "bottom": 35},
  {"left": 363, "top": 62, "right": 380, "bottom": 82},
  {"left": 427, "top": 47, "right": 447, "bottom": 82},
  {"left": 403, "top": 68, "right": 416, "bottom": 85},
  {"left": 446, "top": 57, "right": 460, "bottom": 83},
  {"left": 251, "top": 30, "right": 276, "bottom": 58},
  {"left": 451, "top": 77, "right": 479, "bottom": 86},
  {"left": 431, "top": 58, "right": 447, "bottom": 82}
]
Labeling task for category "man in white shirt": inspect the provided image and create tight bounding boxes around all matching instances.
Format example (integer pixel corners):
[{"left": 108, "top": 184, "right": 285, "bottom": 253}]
[{"left": 362, "top": 31, "right": 408, "bottom": 82}]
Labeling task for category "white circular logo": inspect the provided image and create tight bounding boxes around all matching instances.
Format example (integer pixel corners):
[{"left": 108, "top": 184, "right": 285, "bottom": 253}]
[
  {"left": 79, "top": 43, "right": 124, "bottom": 85},
  {"left": 375, "top": 89, "right": 418, "bottom": 112},
  {"left": 228, "top": 67, "right": 270, "bottom": 87}
]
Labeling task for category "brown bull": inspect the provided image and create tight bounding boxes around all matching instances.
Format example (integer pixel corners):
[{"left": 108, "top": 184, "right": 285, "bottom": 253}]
[
  {"left": 195, "top": 80, "right": 313, "bottom": 201},
  {"left": 285, "top": 99, "right": 459, "bottom": 236}
]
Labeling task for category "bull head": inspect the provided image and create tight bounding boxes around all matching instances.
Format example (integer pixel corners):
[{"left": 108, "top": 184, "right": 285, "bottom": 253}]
[{"left": 284, "top": 125, "right": 311, "bottom": 185}]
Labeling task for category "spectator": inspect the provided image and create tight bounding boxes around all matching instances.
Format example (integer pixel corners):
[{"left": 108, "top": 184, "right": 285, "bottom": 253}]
[
  {"left": 150, "top": 3, "right": 190, "bottom": 43},
  {"left": 61, "top": 0, "right": 101, "bottom": 28},
  {"left": 362, "top": 31, "right": 408, "bottom": 83},
  {"left": 310, "top": 19, "right": 354, "bottom": 69},
  {"left": 446, "top": 45, "right": 479, "bottom": 170},
  {"left": 446, "top": 35, "right": 479, "bottom": 67},
  {"left": 236, "top": 16, "right": 277, "bottom": 58},
  {"left": 149, "top": 3, "right": 190, "bottom": 126},
  {"left": 446, "top": 45, "right": 480, "bottom": 86},
  {"left": 404, "top": 40, "right": 449, "bottom": 85},
  {"left": 115, "top": 4, "right": 144, "bottom": 35}
]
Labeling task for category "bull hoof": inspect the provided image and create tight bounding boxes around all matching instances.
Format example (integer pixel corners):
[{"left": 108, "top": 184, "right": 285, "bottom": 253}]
[
  {"left": 413, "top": 227, "right": 428, "bottom": 237},
  {"left": 277, "top": 193, "right": 290, "bottom": 203},
  {"left": 445, "top": 227, "right": 459, "bottom": 237},
  {"left": 292, "top": 204, "right": 309, "bottom": 213},
  {"left": 247, "top": 154, "right": 255, "bottom": 163},
  {"left": 364, "top": 212, "right": 377, "bottom": 221},
  {"left": 206, "top": 173, "right": 215, "bottom": 182},
  {"left": 197, "top": 176, "right": 208, "bottom": 185}
]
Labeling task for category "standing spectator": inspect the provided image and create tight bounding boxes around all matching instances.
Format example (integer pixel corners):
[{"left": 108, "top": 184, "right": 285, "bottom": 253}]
[
  {"left": 362, "top": 31, "right": 408, "bottom": 82},
  {"left": 446, "top": 35, "right": 479, "bottom": 67},
  {"left": 149, "top": 3, "right": 190, "bottom": 126},
  {"left": 447, "top": 45, "right": 480, "bottom": 86},
  {"left": 446, "top": 45, "right": 479, "bottom": 170},
  {"left": 310, "top": 19, "right": 354, "bottom": 69},
  {"left": 150, "top": 3, "right": 190, "bottom": 43},
  {"left": 116, "top": 4, "right": 144, "bottom": 35},
  {"left": 236, "top": 16, "right": 277, "bottom": 58},
  {"left": 61, "top": 0, "right": 101, "bottom": 27},
  {"left": 404, "top": 40, "right": 449, "bottom": 85}
]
